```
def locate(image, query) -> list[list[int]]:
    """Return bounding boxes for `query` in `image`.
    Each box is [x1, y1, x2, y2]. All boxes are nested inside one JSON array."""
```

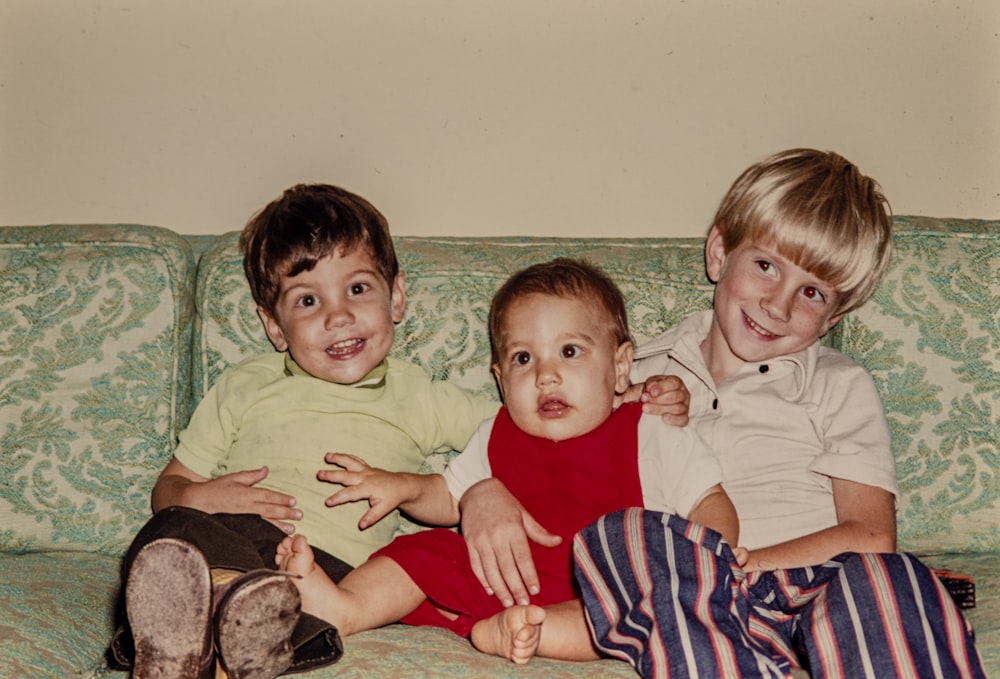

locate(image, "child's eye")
[[297, 294, 318, 307], [512, 351, 531, 366], [349, 283, 369, 296], [802, 286, 826, 302], [756, 260, 776, 276], [561, 344, 582, 359]]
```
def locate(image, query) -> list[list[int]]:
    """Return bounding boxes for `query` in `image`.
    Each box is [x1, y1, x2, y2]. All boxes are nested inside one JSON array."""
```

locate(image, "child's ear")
[[614, 341, 634, 394], [257, 307, 289, 352], [390, 271, 407, 323], [823, 310, 847, 335], [491, 363, 505, 401], [705, 224, 728, 283]]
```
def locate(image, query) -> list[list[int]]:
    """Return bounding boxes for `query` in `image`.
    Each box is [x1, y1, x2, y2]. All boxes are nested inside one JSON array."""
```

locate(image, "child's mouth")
[[744, 313, 778, 339], [538, 398, 569, 418], [326, 338, 365, 358]]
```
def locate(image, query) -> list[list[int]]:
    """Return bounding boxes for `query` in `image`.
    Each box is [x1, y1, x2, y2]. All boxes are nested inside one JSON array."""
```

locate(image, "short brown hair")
[[488, 258, 631, 366], [713, 148, 892, 314], [240, 184, 398, 315]]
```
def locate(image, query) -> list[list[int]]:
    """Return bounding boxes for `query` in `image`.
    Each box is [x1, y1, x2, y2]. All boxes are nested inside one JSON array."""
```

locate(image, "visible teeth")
[[747, 317, 774, 337], [328, 339, 362, 352]]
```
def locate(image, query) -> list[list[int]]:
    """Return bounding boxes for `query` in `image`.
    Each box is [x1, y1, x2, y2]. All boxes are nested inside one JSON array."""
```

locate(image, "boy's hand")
[[639, 374, 690, 426], [459, 478, 561, 608], [318, 452, 414, 529], [154, 461, 301, 534]]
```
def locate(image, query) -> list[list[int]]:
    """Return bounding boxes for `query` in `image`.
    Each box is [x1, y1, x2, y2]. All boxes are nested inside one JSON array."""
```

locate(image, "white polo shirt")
[[631, 311, 899, 551]]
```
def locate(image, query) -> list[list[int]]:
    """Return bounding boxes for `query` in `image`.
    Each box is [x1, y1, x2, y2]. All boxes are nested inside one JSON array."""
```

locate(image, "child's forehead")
[[500, 293, 616, 338], [278, 244, 383, 280]]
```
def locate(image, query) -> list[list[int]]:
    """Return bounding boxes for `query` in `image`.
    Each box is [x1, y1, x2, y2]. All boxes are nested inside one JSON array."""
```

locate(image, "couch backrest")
[[0, 225, 195, 556], [838, 217, 1000, 554]]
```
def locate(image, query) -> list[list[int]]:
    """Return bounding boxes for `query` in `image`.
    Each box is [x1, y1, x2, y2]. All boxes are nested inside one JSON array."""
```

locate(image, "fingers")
[[640, 375, 691, 425], [324, 452, 369, 470], [323, 485, 366, 508], [317, 453, 373, 487], [642, 375, 688, 402], [522, 515, 563, 549], [471, 541, 523, 608]]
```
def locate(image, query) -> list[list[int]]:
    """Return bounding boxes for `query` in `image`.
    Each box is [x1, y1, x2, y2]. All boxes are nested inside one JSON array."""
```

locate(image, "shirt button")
[[712, 398, 719, 410], [759, 365, 769, 373]]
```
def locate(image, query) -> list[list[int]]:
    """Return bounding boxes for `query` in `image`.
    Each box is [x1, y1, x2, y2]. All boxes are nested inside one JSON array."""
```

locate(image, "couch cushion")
[[838, 217, 1000, 554], [0, 225, 195, 556], [0, 551, 122, 676]]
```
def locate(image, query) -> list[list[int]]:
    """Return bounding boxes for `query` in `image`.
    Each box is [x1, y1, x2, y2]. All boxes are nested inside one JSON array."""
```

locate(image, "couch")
[[0, 217, 996, 678]]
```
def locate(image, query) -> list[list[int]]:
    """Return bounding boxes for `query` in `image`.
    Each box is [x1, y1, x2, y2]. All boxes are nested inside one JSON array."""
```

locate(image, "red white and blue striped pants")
[[573, 508, 985, 678]]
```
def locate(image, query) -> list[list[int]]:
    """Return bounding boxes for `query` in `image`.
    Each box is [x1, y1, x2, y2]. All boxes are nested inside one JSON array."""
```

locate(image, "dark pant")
[[108, 506, 352, 674]]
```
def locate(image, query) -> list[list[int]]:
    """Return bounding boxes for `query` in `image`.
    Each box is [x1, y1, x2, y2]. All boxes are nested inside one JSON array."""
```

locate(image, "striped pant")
[[573, 508, 985, 679]]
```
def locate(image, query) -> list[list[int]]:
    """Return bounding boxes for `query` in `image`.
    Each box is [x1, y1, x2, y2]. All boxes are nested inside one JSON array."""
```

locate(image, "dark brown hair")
[[488, 258, 631, 366], [240, 184, 398, 314]]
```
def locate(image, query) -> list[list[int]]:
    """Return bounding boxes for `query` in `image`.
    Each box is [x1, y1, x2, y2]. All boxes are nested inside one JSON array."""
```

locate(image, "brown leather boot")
[[126, 538, 215, 679], [213, 569, 301, 679]]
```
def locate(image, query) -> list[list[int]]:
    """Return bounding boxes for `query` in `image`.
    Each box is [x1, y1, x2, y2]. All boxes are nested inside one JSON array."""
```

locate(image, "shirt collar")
[[283, 353, 388, 388]]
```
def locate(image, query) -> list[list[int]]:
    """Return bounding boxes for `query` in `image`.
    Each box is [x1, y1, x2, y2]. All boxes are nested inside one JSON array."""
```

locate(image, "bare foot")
[[470, 604, 546, 664], [275, 535, 340, 624]]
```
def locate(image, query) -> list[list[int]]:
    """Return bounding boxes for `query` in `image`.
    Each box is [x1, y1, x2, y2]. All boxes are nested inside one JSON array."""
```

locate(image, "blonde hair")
[[713, 148, 892, 314]]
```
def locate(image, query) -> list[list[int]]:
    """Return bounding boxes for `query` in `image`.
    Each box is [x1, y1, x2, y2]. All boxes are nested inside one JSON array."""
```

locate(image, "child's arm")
[[686, 483, 739, 548], [152, 457, 302, 533], [741, 478, 896, 571], [320, 452, 460, 529], [617, 374, 690, 426]]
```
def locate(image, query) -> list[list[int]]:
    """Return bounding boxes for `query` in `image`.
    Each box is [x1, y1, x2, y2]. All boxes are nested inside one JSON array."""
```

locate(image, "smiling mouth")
[[326, 338, 364, 357], [744, 313, 778, 339]]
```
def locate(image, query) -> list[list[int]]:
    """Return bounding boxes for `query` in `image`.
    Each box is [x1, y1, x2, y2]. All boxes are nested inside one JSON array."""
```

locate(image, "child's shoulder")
[[227, 351, 287, 374], [212, 352, 287, 390], [815, 344, 872, 376]]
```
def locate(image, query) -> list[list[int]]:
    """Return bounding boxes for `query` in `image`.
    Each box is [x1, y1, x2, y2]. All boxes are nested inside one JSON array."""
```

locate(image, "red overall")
[[372, 402, 645, 636]]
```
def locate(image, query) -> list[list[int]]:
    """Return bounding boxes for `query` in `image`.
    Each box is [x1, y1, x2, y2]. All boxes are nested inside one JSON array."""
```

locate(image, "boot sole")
[[126, 538, 213, 679], [216, 571, 301, 679]]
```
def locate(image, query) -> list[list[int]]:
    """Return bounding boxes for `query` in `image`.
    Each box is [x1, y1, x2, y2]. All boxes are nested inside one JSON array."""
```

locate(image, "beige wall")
[[2, 1, 998, 238]]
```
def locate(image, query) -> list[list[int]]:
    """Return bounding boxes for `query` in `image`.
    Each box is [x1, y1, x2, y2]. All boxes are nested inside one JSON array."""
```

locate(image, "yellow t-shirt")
[[175, 352, 498, 566]]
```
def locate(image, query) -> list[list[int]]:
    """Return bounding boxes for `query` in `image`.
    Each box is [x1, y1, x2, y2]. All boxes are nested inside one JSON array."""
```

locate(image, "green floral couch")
[[0, 217, 996, 678]]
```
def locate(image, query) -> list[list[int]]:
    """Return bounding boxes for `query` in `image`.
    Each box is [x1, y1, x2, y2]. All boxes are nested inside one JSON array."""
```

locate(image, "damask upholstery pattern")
[[839, 217, 999, 554], [0, 225, 195, 557]]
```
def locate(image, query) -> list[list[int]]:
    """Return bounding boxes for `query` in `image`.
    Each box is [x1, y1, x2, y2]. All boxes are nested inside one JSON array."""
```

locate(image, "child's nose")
[[324, 302, 354, 328], [535, 359, 561, 387], [761, 289, 793, 322]]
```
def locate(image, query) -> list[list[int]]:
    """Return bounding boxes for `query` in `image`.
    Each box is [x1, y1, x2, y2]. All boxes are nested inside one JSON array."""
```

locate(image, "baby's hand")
[[733, 546, 750, 568], [317, 452, 413, 529], [639, 374, 690, 426]]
